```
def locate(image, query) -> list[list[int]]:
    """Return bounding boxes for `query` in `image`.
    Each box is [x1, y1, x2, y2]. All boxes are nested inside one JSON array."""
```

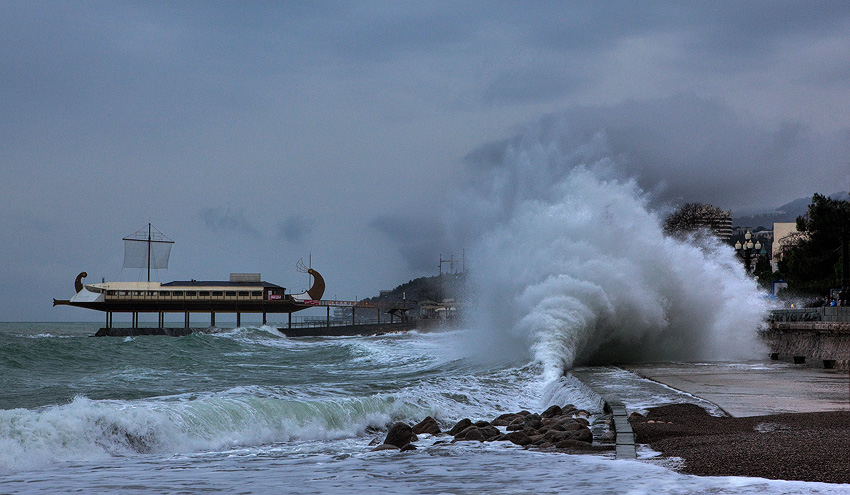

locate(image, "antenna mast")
[[122, 224, 173, 282], [147, 223, 152, 283]]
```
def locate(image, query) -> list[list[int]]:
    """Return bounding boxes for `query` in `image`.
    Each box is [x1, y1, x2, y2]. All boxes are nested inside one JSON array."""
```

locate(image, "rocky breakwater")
[[371, 404, 614, 454]]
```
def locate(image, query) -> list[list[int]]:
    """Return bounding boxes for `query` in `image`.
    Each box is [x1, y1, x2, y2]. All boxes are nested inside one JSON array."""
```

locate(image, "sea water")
[[1, 322, 847, 494], [4, 122, 842, 493]]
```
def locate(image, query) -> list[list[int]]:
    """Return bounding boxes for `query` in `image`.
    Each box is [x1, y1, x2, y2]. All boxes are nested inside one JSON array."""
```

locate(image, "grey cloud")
[[370, 216, 445, 274], [378, 94, 850, 270], [199, 207, 261, 238], [6, 2, 850, 321], [483, 67, 585, 105], [277, 216, 312, 243], [467, 94, 849, 213]]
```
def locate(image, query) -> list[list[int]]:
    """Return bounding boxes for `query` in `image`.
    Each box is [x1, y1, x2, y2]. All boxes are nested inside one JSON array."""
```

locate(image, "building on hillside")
[[709, 209, 733, 240]]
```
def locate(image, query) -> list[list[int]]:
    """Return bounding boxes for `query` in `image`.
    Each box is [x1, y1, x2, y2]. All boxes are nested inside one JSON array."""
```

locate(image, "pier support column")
[[262, 312, 267, 325], [184, 311, 189, 328], [288, 312, 292, 329], [327, 306, 330, 328], [211, 312, 215, 326], [236, 312, 241, 328], [106, 312, 110, 329]]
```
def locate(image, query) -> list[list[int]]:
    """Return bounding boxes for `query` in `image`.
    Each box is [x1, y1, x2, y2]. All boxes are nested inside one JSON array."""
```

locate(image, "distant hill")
[[362, 272, 466, 304], [733, 191, 849, 229]]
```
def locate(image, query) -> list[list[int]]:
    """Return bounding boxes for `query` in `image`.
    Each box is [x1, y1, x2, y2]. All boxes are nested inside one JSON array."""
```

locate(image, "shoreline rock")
[[371, 404, 615, 455]]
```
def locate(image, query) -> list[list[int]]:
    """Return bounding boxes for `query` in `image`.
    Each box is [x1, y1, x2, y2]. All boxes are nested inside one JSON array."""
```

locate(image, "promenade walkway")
[[571, 361, 850, 460], [623, 361, 850, 417]]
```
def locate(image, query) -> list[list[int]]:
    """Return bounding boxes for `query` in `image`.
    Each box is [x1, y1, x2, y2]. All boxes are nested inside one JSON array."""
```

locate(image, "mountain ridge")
[[733, 191, 849, 229]]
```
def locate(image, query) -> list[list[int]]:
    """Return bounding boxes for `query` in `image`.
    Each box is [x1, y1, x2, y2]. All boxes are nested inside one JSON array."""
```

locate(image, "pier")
[[762, 307, 850, 369], [93, 320, 425, 337], [91, 298, 426, 337]]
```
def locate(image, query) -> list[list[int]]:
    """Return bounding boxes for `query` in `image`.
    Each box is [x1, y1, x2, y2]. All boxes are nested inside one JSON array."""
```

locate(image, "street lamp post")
[[735, 230, 762, 273], [840, 228, 850, 306]]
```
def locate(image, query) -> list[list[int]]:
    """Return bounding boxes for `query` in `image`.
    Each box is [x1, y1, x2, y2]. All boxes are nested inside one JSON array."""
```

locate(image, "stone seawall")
[[95, 327, 223, 337], [761, 322, 850, 369], [278, 321, 418, 337]]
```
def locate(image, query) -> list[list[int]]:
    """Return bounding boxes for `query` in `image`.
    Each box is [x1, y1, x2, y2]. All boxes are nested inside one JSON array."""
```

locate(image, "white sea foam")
[[460, 126, 769, 382], [0, 362, 583, 474], [0, 391, 403, 474]]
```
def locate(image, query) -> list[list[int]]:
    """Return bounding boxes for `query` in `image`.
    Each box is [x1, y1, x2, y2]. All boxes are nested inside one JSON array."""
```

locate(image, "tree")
[[752, 253, 774, 290], [663, 203, 731, 238], [778, 194, 850, 296]]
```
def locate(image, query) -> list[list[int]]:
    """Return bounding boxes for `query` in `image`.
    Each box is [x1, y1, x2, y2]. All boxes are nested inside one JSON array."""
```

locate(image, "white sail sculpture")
[[122, 224, 174, 282]]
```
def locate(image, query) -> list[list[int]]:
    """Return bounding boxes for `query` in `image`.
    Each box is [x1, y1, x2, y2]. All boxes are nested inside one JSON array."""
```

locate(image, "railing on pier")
[[285, 317, 404, 329], [768, 307, 850, 323]]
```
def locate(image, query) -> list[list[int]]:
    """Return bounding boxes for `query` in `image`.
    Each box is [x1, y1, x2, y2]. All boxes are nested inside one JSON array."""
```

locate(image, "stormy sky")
[[3, 1, 850, 321]]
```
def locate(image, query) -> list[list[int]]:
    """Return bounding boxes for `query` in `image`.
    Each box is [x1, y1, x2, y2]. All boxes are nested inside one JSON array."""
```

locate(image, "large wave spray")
[[460, 123, 769, 380]]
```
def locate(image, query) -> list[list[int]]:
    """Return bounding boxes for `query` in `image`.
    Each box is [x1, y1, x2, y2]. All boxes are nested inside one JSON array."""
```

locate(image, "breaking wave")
[[0, 392, 402, 473], [462, 124, 770, 381]]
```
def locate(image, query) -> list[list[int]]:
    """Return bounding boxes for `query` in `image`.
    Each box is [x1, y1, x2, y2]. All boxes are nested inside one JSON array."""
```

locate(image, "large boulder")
[[502, 431, 533, 446], [522, 414, 543, 430], [412, 416, 441, 435], [448, 418, 473, 436], [454, 425, 502, 442], [541, 405, 562, 418], [383, 422, 416, 448], [492, 413, 522, 426], [552, 421, 586, 432], [372, 443, 401, 451], [458, 427, 485, 442], [568, 428, 593, 443], [555, 439, 596, 451], [541, 429, 573, 444]]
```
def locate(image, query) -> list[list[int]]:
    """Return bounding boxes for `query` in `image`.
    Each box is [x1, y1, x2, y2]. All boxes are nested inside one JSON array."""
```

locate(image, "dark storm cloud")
[[199, 207, 261, 238], [370, 216, 445, 274], [276, 216, 312, 243], [377, 93, 850, 270], [465, 94, 850, 212], [5, 1, 850, 320], [483, 66, 585, 105]]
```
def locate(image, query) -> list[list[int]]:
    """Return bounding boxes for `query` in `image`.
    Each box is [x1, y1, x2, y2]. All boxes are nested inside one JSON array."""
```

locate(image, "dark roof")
[[161, 280, 284, 289]]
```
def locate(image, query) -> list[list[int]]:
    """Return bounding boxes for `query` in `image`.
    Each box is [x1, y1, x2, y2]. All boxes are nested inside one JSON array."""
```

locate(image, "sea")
[[4, 128, 843, 493], [1, 321, 848, 495]]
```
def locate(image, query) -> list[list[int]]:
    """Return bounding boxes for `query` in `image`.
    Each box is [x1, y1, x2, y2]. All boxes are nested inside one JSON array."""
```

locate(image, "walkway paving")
[[571, 361, 850, 460], [623, 361, 850, 417]]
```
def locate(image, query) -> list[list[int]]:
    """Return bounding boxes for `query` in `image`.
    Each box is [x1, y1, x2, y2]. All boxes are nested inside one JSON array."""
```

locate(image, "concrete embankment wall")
[[95, 327, 222, 337], [761, 321, 850, 370], [278, 321, 418, 337]]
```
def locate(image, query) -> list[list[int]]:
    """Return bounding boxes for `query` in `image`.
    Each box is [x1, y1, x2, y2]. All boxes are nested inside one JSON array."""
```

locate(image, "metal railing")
[[769, 307, 850, 323], [277, 317, 411, 329]]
